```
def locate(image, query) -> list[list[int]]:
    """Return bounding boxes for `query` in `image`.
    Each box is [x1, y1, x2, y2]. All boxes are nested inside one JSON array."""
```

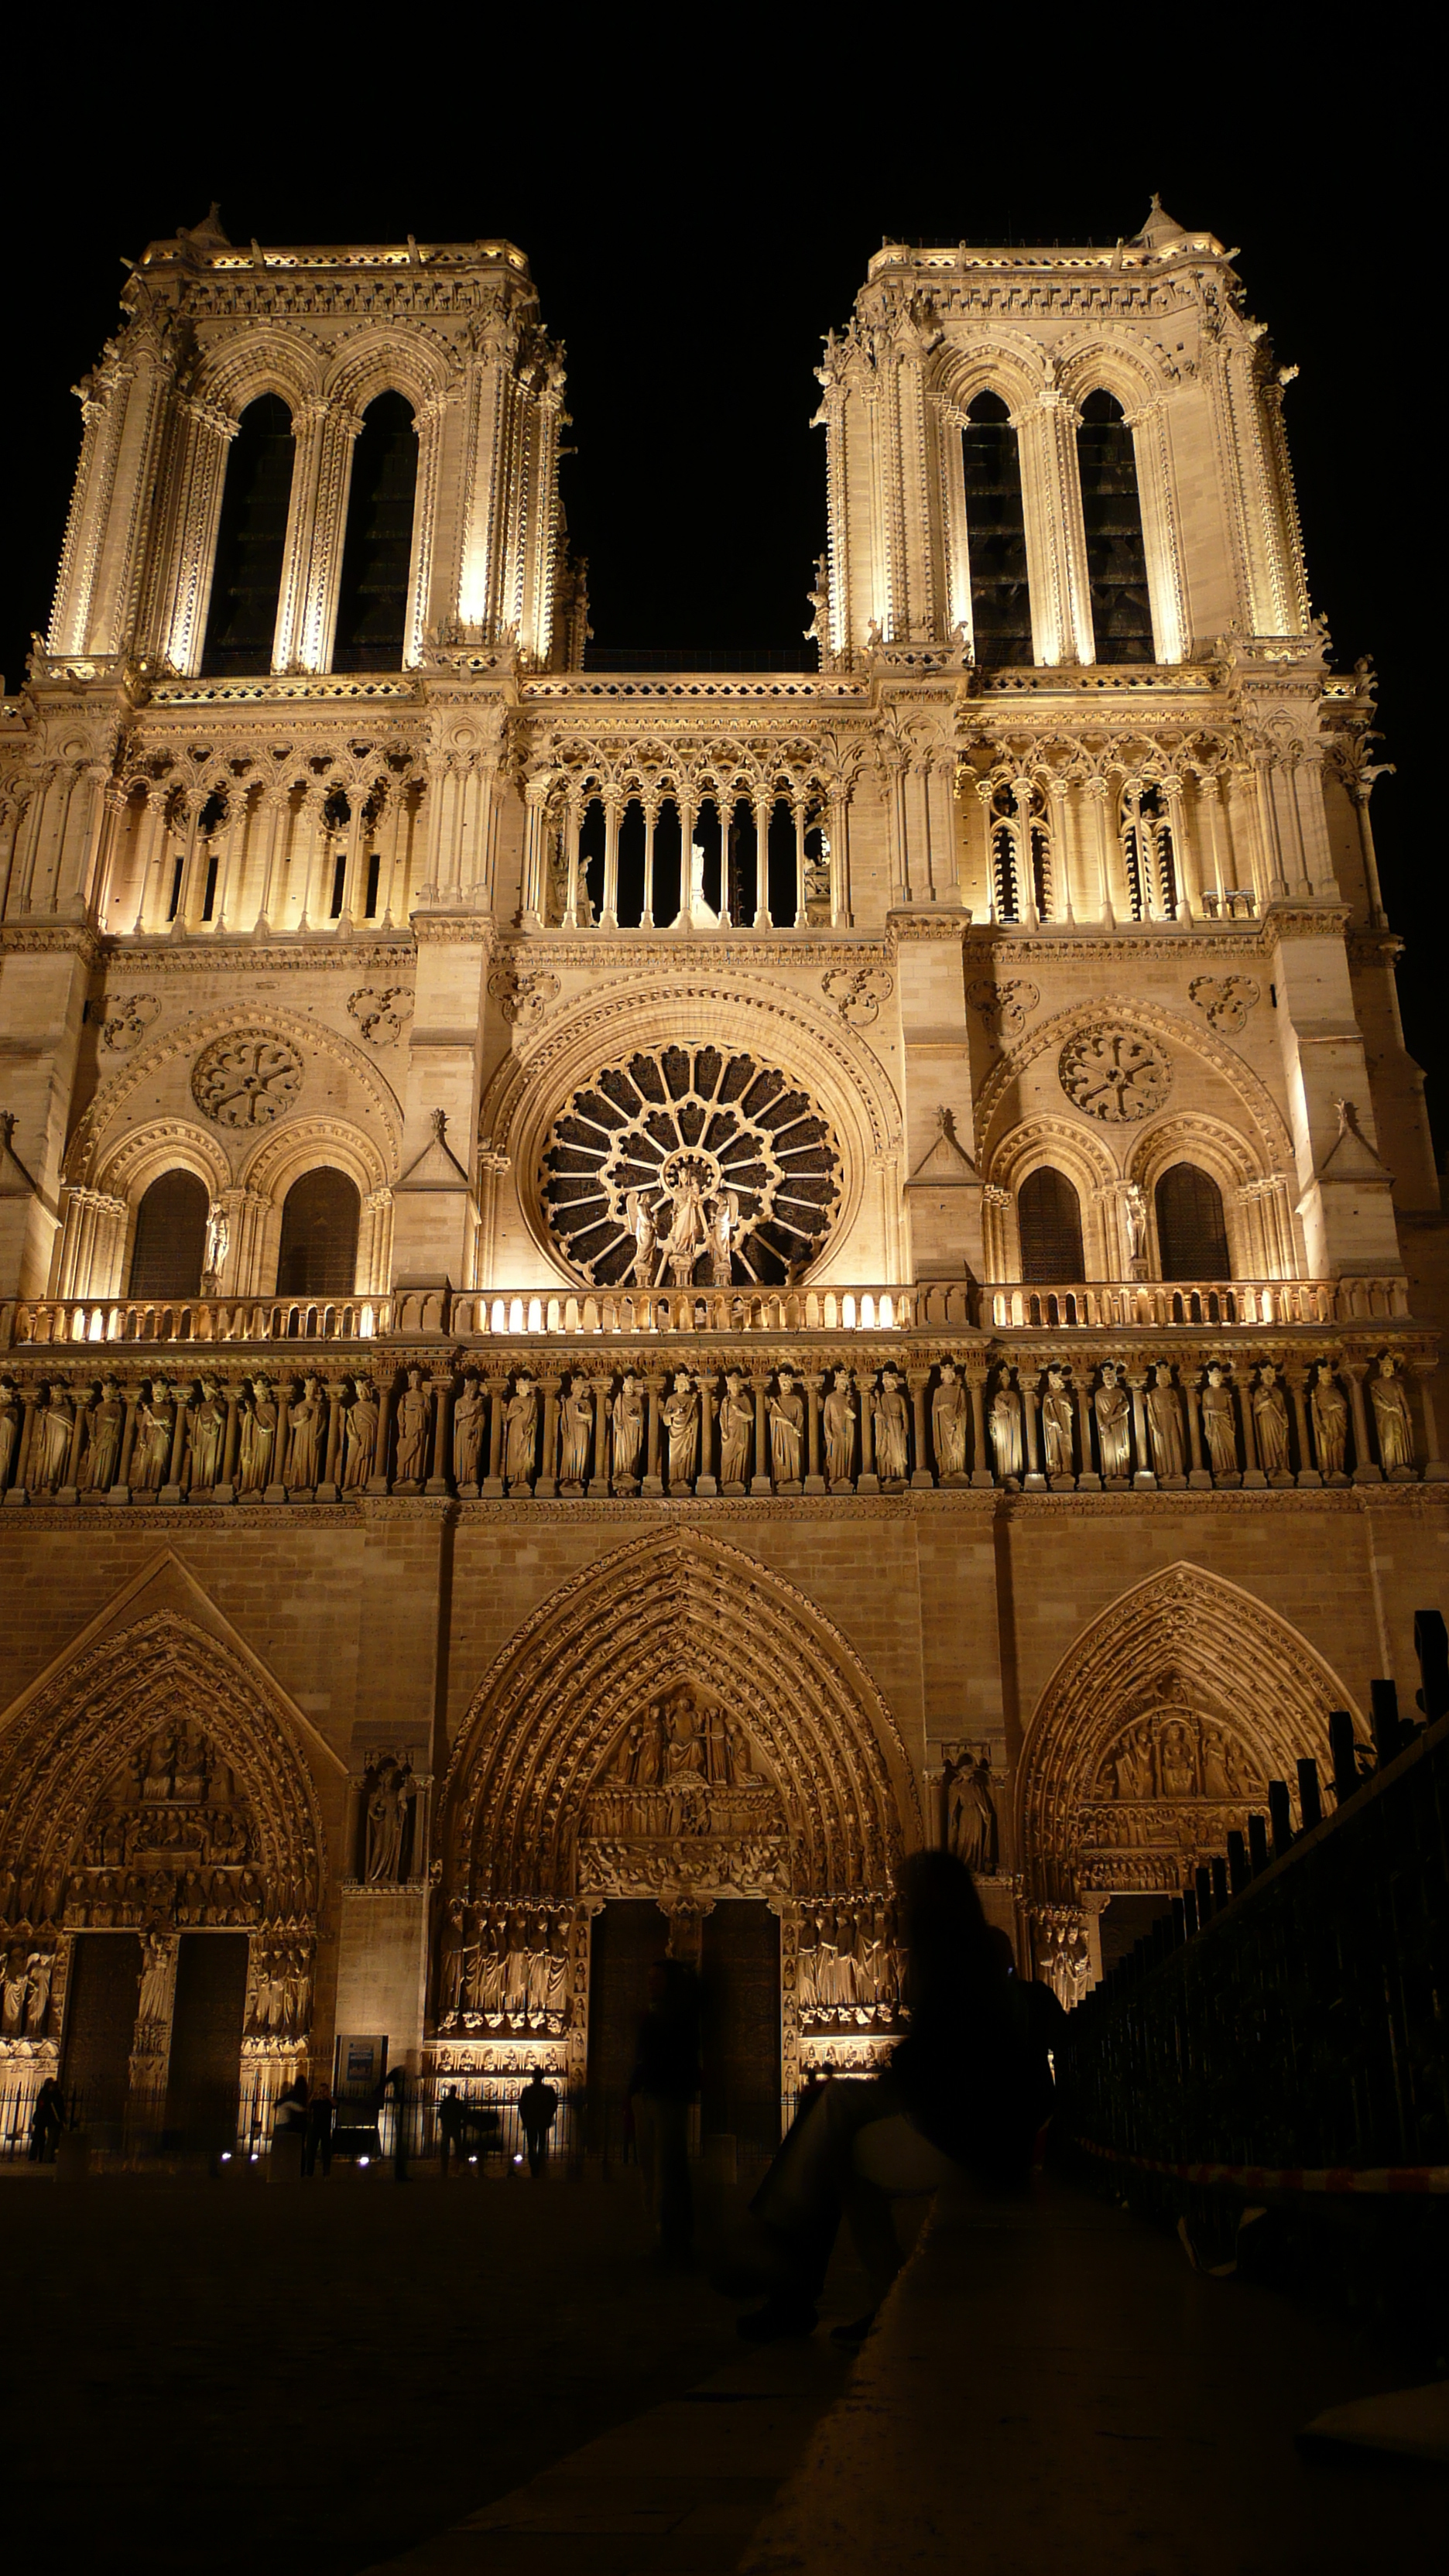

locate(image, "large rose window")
[[540, 1044, 841, 1288]]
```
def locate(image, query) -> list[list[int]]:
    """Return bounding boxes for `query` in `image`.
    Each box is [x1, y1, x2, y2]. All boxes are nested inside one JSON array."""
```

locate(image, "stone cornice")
[[0, 924, 102, 964], [94, 937, 417, 977], [509, 933, 893, 970]]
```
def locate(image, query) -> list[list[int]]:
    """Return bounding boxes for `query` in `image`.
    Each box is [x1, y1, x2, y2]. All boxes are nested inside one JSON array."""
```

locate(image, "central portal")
[[586, 1898, 781, 2156]]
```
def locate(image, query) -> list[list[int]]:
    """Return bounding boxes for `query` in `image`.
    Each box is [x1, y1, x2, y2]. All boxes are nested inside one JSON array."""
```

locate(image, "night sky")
[[2, 39, 1436, 1158]]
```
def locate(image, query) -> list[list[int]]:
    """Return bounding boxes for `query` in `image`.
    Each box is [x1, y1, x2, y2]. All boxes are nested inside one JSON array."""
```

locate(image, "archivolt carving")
[[0, 1612, 327, 1935], [63, 1004, 403, 1186], [191, 324, 328, 418], [1016, 1562, 1365, 1909], [975, 997, 1295, 1173], [321, 320, 457, 417], [439, 1528, 922, 1905], [239, 1114, 391, 1200], [96, 1118, 232, 1205]]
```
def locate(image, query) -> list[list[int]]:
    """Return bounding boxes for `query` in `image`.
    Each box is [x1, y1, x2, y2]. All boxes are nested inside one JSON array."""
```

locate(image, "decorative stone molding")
[[488, 962, 560, 1028], [1058, 1027, 1171, 1123], [965, 977, 1040, 1039], [191, 1033, 305, 1128], [1188, 974, 1261, 1034], [98, 992, 161, 1053], [821, 966, 893, 1028], [345, 985, 414, 1046]]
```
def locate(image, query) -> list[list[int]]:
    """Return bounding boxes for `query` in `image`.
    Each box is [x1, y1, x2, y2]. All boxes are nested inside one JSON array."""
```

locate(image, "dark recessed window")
[[1077, 389, 1153, 663], [961, 391, 1032, 665], [128, 1170, 208, 1298], [1018, 1167, 1084, 1281], [200, 395, 294, 677], [1155, 1163, 1230, 1281], [332, 392, 418, 671], [276, 1168, 361, 1298]]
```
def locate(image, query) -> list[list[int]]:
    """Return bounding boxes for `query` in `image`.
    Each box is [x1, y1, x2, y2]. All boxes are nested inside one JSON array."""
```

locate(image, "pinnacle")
[[182, 203, 230, 247], [1135, 193, 1188, 249]]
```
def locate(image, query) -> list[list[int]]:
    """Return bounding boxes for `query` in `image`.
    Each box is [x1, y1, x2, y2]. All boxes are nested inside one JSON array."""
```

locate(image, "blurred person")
[[518, 2071, 560, 2177], [629, 1956, 700, 2266]]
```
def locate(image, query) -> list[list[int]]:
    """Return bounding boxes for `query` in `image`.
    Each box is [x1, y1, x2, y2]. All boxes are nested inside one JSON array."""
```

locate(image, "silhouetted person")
[[303, 2080, 334, 2177], [518, 2073, 560, 2177], [988, 1925, 1067, 2152], [717, 1852, 1036, 2341], [29, 2076, 64, 2163], [271, 2074, 307, 2182], [629, 1956, 700, 2265]]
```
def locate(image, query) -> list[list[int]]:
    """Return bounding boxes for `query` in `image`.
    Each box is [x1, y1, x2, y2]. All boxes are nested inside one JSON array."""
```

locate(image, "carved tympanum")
[[191, 1033, 303, 1128], [1058, 1027, 1170, 1122], [580, 1682, 787, 1895], [540, 1044, 841, 1289], [68, 1717, 264, 1929]]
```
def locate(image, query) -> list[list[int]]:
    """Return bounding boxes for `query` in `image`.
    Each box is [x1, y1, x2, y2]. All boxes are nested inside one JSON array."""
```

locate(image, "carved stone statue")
[[393, 1367, 431, 1486], [1311, 1361, 1348, 1479], [873, 1366, 909, 1483], [1146, 1365, 1185, 1479], [823, 1366, 855, 1486], [625, 1190, 658, 1287], [659, 1160, 712, 1287], [364, 1756, 413, 1883], [3, 1947, 31, 2035], [931, 1362, 968, 1481], [0, 1384, 18, 1492], [611, 1372, 645, 1486], [989, 1375, 1023, 1482], [284, 1375, 324, 1489], [24, 1947, 53, 2036], [1370, 1351, 1415, 1474], [768, 1368, 804, 1485], [719, 1369, 752, 1488], [28, 1386, 74, 1492], [452, 1375, 485, 1488], [503, 1373, 539, 1486], [188, 1374, 226, 1489], [945, 1752, 999, 1872], [1041, 1365, 1074, 1477], [238, 1378, 277, 1494], [132, 1383, 174, 1492], [560, 1375, 594, 1488], [1252, 1362, 1291, 1476], [661, 1371, 700, 1487], [1094, 1362, 1131, 1482], [137, 1929, 172, 2025], [1123, 1181, 1148, 1268], [344, 1379, 379, 1488], [202, 1201, 230, 1293], [707, 1189, 738, 1287], [1201, 1363, 1239, 1479]]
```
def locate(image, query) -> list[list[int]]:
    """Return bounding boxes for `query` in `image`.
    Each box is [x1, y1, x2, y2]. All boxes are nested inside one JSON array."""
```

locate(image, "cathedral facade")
[[0, 200, 1443, 2139]]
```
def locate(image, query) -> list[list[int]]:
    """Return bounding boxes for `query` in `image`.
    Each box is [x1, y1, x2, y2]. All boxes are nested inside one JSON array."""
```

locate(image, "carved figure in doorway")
[[823, 1366, 855, 1485], [503, 1373, 539, 1486], [1157, 1715, 1197, 1799], [132, 1382, 174, 1492], [1370, 1351, 1415, 1473], [393, 1368, 431, 1486], [560, 1375, 594, 1488], [768, 1368, 804, 1485], [1201, 1363, 1239, 1478], [719, 1369, 752, 1487], [364, 1756, 413, 1884], [611, 1372, 645, 1486], [284, 1375, 324, 1488], [873, 1366, 909, 1483], [187, 1375, 226, 1489], [1311, 1362, 1348, 1479], [989, 1375, 1023, 1482], [29, 1386, 74, 1492], [1042, 1365, 1074, 1476], [932, 1362, 968, 1481], [342, 1379, 379, 1489], [137, 1929, 173, 2026], [2, 1947, 29, 2034], [24, 1948, 53, 2035], [1253, 1361, 1291, 1476], [238, 1377, 277, 1493], [452, 1375, 485, 1488], [83, 1376, 125, 1492], [945, 1752, 999, 1872], [1146, 1365, 1185, 1478], [662, 1372, 700, 1486], [1094, 1362, 1131, 1481]]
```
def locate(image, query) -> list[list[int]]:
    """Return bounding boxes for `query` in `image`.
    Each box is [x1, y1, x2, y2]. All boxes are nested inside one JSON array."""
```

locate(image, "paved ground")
[[2, 2163, 838, 2576]]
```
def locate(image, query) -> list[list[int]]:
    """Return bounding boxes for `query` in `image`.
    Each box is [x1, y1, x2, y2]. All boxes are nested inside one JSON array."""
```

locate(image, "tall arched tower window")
[[1018, 1167, 1084, 1280], [1121, 781, 1178, 920], [1155, 1163, 1230, 1280], [1077, 389, 1153, 663], [200, 395, 294, 677], [128, 1171, 209, 1298], [988, 781, 1053, 921], [332, 392, 418, 671], [276, 1169, 361, 1297], [961, 392, 1032, 665]]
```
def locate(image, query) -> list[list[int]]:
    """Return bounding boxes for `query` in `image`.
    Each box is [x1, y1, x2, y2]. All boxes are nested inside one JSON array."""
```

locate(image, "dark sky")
[[2, 36, 1437, 1159]]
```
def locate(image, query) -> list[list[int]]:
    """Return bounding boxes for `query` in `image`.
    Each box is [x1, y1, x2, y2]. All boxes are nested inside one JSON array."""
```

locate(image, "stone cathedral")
[[0, 199, 1444, 2146]]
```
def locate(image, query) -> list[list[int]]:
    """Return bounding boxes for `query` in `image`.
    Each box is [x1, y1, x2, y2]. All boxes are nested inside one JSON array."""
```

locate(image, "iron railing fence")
[[1064, 1649, 1449, 2177]]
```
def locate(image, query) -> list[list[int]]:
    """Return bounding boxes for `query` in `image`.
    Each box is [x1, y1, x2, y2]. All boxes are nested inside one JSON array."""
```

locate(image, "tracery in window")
[[961, 392, 1032, 666], [988, 781, 1053, 922], [1077, 389, 1153, 663], [1155, 1163, 1230, 1281], [1121, 782, 1177, 920], [128, 1170, 209, 1299], [333, 392, 418, 671], [276, 1168, 361, 1298], [1017, 1167, 1084, 1281], [200, 394, 294, 677]]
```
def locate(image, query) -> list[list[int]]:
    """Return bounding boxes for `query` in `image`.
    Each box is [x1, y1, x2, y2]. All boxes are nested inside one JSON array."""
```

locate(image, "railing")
[[2, 1273, 1412, 1352]]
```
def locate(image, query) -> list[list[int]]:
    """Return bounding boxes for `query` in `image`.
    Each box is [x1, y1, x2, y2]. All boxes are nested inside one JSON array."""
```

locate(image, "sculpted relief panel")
[[581, 1681, 788, 1898], [1080, 1690, 1267, 1888]]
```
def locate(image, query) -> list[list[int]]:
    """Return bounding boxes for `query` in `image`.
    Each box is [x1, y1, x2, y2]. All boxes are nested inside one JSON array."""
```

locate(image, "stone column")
[[481, 1375, 508, 1498], [60, 1390, 91, 1504], [966, 1365, 992, 1488], [854, 1368, 879, 1494], [425, 1370, 454, 1495], [1185, 1372, 1211, 1490], [217, 1376, 245, 1502], [601, 793, 622, 928], [792, 794, 808, 928], [590, 1374, 614, 1496], [908, 1368, 933, 1490], [536, 1373, 561, 1498], [1021, 1373, 1046, 1491], [159, 1382, 191, 1505], [564, 798, 585, 927], [1344, 1360, 1381, 1485], [1413, 1360, 1449, 1482], [639, 801, 658, 929], [366, 1373, 396, 1496], [111, 1379, 142, 1503], [804, 1370, 825, 1495], [827, 786, 853, 928], [750, 1372, 773, 1495], [752, 794, 772, 930], [1238, 1369, 1266, 1489], [1285, 1360, 1320, 1489], [642, 1374, 665, 1495], [1127, 1371, 1156, 1491], [675, 793, 697, 932], [696, 1372, 718, 1497], [318, 1376, 347, 1502], [1074, 1376, 1101, 1492]]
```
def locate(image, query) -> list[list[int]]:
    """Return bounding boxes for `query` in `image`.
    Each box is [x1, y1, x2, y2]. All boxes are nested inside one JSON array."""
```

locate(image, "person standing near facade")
[[629, 1958, 700, 2266], [517, 2071, 559, 2177], [29, 2075, 65, 2161], [271, 2074, 308, 2180], [303, 2079, 334, 2177]]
